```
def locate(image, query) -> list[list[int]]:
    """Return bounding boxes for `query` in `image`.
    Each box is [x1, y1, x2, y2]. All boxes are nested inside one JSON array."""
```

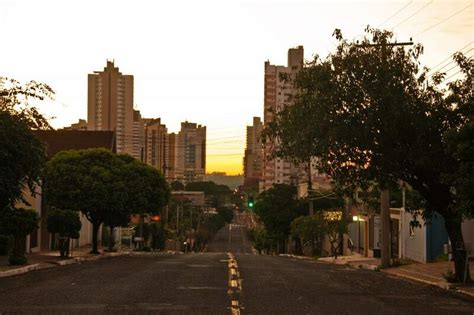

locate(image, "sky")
[[0, 0, 472, 175]]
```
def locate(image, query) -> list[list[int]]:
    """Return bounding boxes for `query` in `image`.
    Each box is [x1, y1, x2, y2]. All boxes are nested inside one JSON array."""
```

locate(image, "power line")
[[414, 3, 473, 37], [391, 0, 434, 30], [428, 42, 473, 73], [444, 70, 464, 82], [378, 0, 414, 28]]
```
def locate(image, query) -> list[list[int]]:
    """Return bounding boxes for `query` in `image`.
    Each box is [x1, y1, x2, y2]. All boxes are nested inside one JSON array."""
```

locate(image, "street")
[[0, 222, 473, 314]]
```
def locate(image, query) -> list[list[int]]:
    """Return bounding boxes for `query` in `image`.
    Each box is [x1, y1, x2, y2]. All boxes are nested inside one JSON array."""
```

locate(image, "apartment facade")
[[143, 118, 168, 177], [243, 117, 263, 187], [170, 122, 206, 183], [87, 61, 142, 159], [262, 46, 304, 191]]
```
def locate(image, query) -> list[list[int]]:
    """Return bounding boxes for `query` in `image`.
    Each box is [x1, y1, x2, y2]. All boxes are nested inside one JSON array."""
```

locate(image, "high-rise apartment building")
[[262, 46, 304, 191], [169, 122, 206, 183], [243, 117, 263, 187], [167, 133, 177, 181], [143, 118, 168, 177], [87, 61, 142, 159]]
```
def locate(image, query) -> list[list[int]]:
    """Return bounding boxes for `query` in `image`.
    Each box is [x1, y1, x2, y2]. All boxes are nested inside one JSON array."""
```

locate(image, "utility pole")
[[356, 39, 413, 268]]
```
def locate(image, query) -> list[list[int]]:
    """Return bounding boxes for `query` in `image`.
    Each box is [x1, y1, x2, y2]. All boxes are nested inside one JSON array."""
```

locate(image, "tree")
[[325, 216, 348, 259], [0, 111, 46, 210], [254, 184, 306, 253], [0, 206, 38, 265], [265, 27, 472, 281], [0, 77, 54, 130], [43, 148, 124, 254], [0, 77, 53, 209], [120, 156, 170, 218], [185, 181, 231, 208], [445, 120, 474, 218], [291, 214, 325, 255], [261, 65, 332, 215], [47, 208, 82, 258], [120, 156, 170, 249]]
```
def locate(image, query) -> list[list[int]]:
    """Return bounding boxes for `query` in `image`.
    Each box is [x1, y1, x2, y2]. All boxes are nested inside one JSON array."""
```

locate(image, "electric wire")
[[378, 0, 414, 28], [391, 0, 434, 30], [414, 3, 473, 37]]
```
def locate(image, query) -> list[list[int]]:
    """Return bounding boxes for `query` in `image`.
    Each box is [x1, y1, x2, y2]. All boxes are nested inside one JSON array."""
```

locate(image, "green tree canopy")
[[0, 78, 53, 210], [43, 148, 125, 253], [47, 208, 82, 257], [254, 184, 306, 251], [263, 27, 472, 281], [119, 156, 171, 216], [0, 111, 46, 209], [185, 181, 231, 208], [0, 206, 38, 265], [44, 149, 171, 253]]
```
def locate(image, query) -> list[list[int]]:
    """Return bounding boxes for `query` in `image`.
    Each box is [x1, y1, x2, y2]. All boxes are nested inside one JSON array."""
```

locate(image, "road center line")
[[227, 252, 242, 314]]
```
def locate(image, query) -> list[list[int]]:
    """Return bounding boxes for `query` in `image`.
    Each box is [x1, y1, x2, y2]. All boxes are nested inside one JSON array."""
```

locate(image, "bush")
[[0, 207, 38, 265], [442, 270, 457, 283], [47, 208, 82, 257], [0, 235, 10, 256], [8, 254, 27, 265], [249, 228, 273, 254]]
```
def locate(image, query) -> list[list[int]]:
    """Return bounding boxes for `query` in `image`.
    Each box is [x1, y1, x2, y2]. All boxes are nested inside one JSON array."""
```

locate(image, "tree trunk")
[[65, 237, 70, 258], [445, 216, 471, 282], [108, 226, 115, 251], [59, 236, 66, 258], [380, 189, 391, 268], [307, 159, 314, 216], [91, 223, 100, 254]]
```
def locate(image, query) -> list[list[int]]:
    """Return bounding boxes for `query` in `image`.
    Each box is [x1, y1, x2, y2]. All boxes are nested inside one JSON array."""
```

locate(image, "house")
[[22, 130, 115, 253]]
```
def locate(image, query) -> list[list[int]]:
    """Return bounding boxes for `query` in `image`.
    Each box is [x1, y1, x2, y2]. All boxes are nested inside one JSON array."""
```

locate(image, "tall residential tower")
[[262, 46, 304, 191], [168, 122, 206, 183], [87, 61, 143, 159], [243, 117, 263, 188]]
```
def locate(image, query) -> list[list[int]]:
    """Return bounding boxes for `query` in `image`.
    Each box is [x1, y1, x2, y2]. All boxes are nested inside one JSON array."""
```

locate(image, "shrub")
[[0, 206, 38, 265], [47, 208, 82, 258], [0, 235, 10, 256], [8, 254, 27, 265], [442, 270, 457, 283]]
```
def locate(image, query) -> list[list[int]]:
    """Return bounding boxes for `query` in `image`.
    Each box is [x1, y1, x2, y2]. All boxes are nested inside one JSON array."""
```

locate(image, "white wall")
[[401, 210, 426, 262], [462, 219, 474, 249], [76, 213, 93, 247]]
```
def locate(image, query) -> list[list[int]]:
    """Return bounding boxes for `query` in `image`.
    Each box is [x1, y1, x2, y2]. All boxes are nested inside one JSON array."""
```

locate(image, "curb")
[[0, 251, 131, 278], [279, 254, 314, 261], [383, 270, 474, 298], [0, 263, 41, 278]]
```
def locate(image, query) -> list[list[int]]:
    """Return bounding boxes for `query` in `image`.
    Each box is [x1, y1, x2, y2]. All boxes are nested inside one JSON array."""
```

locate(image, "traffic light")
[[247, 196, 254, 208]]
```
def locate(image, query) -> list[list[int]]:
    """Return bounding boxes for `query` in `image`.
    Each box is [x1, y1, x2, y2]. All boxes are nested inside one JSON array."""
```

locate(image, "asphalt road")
[[0, 218, 473, 314]]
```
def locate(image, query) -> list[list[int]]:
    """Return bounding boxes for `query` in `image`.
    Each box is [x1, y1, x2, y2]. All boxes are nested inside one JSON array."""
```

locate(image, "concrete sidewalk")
[[0, 246, 130, 278], [318, 255, 474, 298]]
